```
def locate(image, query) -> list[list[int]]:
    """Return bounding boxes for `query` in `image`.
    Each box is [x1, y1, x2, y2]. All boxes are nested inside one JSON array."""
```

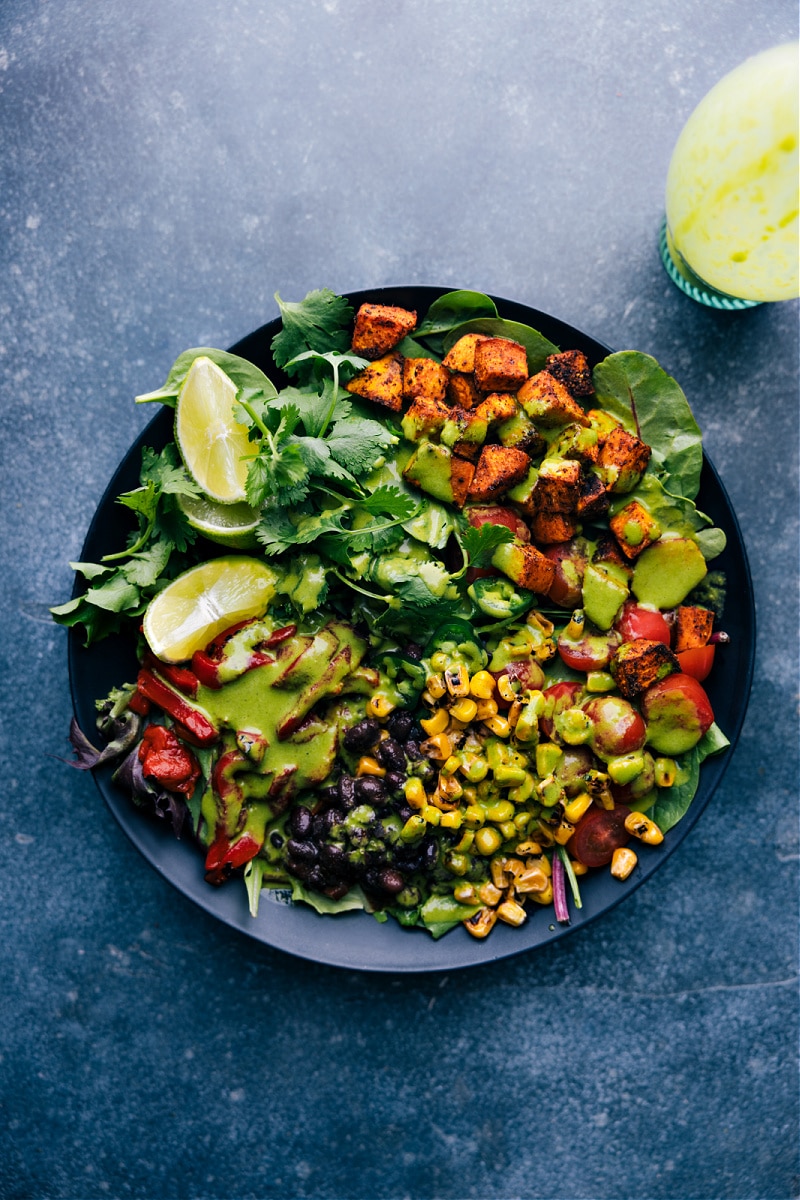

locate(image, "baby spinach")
[[442, 317, 560, 375], [651, 723, 731, 832], [592, 351, 703, 501]]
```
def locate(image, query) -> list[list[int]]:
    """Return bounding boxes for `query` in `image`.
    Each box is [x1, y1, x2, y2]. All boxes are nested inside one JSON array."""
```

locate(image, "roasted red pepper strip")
[[191, 621, 298, 689], [203, 749, 265, 883], [136, 669, 218, 746], [138, 725, 201, 796], [142, 652, 199, 698]]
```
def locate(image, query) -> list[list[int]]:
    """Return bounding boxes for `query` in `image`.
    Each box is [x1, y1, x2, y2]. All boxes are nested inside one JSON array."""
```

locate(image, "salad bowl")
[[67, 287, 755, 972]]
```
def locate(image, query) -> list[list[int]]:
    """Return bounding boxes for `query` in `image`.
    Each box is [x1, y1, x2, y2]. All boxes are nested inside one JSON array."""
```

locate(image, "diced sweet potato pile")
[[344, 302, 657, 596]]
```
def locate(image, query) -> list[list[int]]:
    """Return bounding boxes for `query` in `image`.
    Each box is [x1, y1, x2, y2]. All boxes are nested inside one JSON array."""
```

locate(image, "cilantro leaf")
[[326, 417, 397, 475], [271, 290, 353, 370], [358, 485, 419, 521], [461, 522, 514, 569], [121, 539, 173, 588]]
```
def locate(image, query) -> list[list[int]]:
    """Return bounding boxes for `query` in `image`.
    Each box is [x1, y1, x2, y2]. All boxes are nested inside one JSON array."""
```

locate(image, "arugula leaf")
[[135, 347, 277, 409], [271, 289, 353, 369], [592, 351, 703, 501]]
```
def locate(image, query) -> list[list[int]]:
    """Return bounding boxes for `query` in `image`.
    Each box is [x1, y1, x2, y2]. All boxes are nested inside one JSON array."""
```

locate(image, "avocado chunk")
[[402, 441, 475, 507], [582, 561, 629, 630], [632, 537, 707, 609]]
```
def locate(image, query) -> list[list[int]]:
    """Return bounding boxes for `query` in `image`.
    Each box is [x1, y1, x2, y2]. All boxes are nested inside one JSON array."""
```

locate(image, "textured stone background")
[[1, 2, 797, 1198]]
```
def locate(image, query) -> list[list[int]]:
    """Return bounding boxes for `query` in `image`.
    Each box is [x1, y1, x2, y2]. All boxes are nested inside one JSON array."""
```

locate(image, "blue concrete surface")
[[1, 2, 797, 1198]]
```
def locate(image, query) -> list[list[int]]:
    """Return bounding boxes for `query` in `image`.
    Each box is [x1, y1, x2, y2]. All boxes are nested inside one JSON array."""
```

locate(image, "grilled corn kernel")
[[563, 791, 593, 824], [463, 804, 485, 828], [509, 773, 536, 805], [497, 674, 519, 703], [515, 866, 549, 894], [475, 697, 499, 720], [400, 815, 426, 842], [483, 714, 511, 738], [478, 881, 503, 907], [459, 753, 489, 783], [585, 670, 616, 693], [420, 732, 452, 761], [436, 773, 463, 804], [537, 775, 566, 808], [515, 839, 542, 856], [356, 756, 386, 777], [555, 707, 594, 746], [564, 609, 585, 639], [610, 846, 638, 879], [624, 811, 665, 846], [440, 809, 463, 831], [486, 799, 515, 823], [506, 699, 523, 728], [493, 764, 527, 788], [425, 673, 447, 700], [469, 670, 496, 700], [449, 697, 478, 724], [607, 751, 646, 785], [554, 819, 576, 845], [420, 707, 449, 736], [527, 852, 552, 876], [453, 881, 477, 904], [404, 777, 427, 810], [498, 820, 517, 841], [429, 651, 449, 673], [464, 907, 498, 939], [454, 829, 475, 853], [497, 898, 527, 927], [474, 826, 504, 856], [570, 858, 588, 876], [530, 881, 554, 905], [444, 850, 471, 876], [490, 857, 510, 889], [445, 665, 470, 697], [654, 757, 677, 787], [533, 823, 555, 847], [366, 695, 395, 720], [536, 743, 563, 777], [421, 805, 441, 826], [441, 754, 461, 777]]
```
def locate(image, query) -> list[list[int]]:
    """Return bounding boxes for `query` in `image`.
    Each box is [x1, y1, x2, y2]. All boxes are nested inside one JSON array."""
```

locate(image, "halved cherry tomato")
[[465, 504, 530, 542], [557, 629, 621, 672], [615, 601, 671, 646], [569, 804, 631, 868], [540, 681, 583, 738], [676, 644, 716, 682]]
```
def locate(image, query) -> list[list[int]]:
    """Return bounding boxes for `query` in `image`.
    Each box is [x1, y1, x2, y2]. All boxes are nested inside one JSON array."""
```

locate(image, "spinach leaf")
[[607, 473, 726, 560], [135, 348, 278, 409], [414, 290, 498, 337], [442, 318, 560, 375], [651, 722, 731, 833], [592, 351, 703, 501]]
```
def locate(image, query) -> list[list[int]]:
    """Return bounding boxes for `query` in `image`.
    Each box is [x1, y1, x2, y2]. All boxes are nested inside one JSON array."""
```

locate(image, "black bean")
[[338, 775, 357, 810], [395, 803, 413, 822], [343, 719, 380, 752], [289, 805, 313, 839], [306, 866, 326, 891], [376, 738, 406, 773], [384, 771, 406, 797], [378, 867, 406, 895], [269, 831, 284, 849], [316, 785, 340, 811], [286, 838, 318, 864], [404, 642, 423, 660], [320, 843, 348, 871], [386, 710, 414, 742], [354, 776, 386, 805], [404, 740, 422, 761], [323, 881, 351, 901]]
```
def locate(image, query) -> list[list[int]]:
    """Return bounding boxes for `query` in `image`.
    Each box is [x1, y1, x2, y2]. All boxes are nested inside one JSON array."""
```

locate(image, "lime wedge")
[[175, 356, 252, 504], [142, 556, 278, 663], [178, 492, 261, 550]]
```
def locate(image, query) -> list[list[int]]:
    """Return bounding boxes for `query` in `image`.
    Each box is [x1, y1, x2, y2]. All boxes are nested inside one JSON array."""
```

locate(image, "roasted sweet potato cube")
[[553, 422, 600, 464], [473, 338, 529, 393], [528, 509, 578, 545], [611, 640, 679, 699], [351, 304, 417, 359], [592, 533, 631, 574], [441, 407, 488, 455], [598, 427, 651, 493], [492, 539, 556, 594], [402, 442, 475, 507], [532, 458, 582, 513], [402, 357, 450, 404], [674, 606, 715, 652], [545, 349, 595, 397], [447, 371, 482, 410], [467, 445, 531, 502], [576, 470, 609, 520], [517, 371, 591, 427], [497, 406, 545, 457], [474, 392, 518, 425], [442, 333, 487, 374], [401, 396, 452, 443], [344, 352, 404, 411], [609, 500, 662, 559]]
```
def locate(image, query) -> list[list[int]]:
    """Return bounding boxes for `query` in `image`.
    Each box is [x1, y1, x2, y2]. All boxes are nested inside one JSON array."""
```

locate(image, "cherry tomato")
[[543, 539, 588, 608], [465, 504, 530, 543], [676, 645, 716, 682], [582, 694, 647, 759], [641, 673, 714, 756], [569, 804, 632, 868], [615, 601, 671, 646], [557, 629, 621, 672], [540, 681, 583, 738]]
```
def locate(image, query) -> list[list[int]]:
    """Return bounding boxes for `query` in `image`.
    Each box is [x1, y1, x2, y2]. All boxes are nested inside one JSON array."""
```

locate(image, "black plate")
[[68, 287, 755, 972]]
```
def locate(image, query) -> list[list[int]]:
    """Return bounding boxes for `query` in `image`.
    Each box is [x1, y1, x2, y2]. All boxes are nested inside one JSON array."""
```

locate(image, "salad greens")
[[57, 286, 733, 942]]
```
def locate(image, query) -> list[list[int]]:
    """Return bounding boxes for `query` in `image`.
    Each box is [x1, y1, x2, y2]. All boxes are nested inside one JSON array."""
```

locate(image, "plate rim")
[[67, 286, 756, 973]]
